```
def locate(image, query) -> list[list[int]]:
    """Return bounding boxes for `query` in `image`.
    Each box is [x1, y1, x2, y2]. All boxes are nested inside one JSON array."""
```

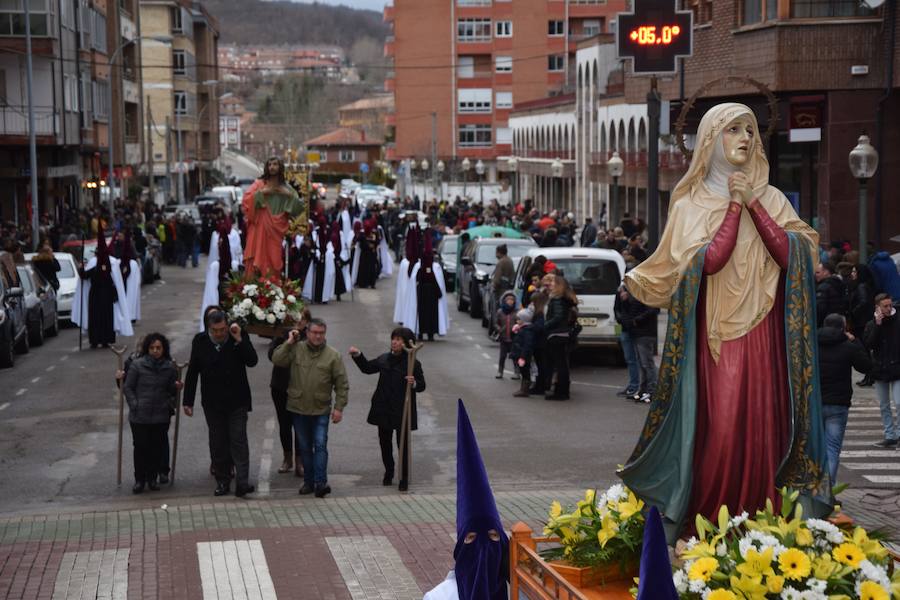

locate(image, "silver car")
[[23, 252, 79, 321]]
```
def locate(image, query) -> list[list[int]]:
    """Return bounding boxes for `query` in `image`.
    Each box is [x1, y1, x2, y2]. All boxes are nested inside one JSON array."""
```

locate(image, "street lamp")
[[475, 159, 485, 204], [507, 156, 519, 207], [461, 157, 471, 200], [436, 160, 445, 202], [408, 159, 417, 201], [108, 35, 173, 214], [551, 157, 563, 210], [606, 151, 624, 226], [848, 134, 879, 262], [420, 159, 429, 208]]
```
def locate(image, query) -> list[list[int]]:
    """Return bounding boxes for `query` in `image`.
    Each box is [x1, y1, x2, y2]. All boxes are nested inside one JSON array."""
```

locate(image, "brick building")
[[140, 0, 219, 205], [384, 0, 628, 189], [338, 95, 394, 139], [303, 128, 384, 177]]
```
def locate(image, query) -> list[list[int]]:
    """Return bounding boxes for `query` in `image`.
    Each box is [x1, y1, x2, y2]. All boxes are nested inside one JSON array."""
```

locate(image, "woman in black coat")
[[543, 275, 578, 401], [349, 327, 425, 491]]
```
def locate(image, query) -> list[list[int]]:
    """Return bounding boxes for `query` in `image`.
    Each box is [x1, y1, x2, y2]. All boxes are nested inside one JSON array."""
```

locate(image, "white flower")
[[780, 586, 802, 600], [606, 483, 625, 501], [685, 536, 699, 550], [253, 308, 265, 321], [286, 294, 296, 304], [716, 543, 727, 557], [241, 298, 253, 309], [806, 578, 826, 594], [266, 313, 276, 324], [672, 571, 688, 594], [857, 560, 891, 589], [798, 590, 826, 600], [242, 284, 258, 297], [728, 511, 749, 529], [738, 537, 754, 558], [688, 578, 706, 594]]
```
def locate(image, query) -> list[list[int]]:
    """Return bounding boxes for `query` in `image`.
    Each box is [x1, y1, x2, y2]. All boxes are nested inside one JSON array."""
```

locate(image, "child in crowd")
[[510, 307, 536, 397], [495, 291, 519, 379]]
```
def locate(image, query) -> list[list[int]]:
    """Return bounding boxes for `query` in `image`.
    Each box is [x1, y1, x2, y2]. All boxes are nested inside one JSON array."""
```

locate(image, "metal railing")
[[0, 106, 58, 136]]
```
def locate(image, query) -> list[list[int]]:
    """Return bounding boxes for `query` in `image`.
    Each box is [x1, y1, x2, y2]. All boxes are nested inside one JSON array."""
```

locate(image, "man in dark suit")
[[183, 309, 259, 497]]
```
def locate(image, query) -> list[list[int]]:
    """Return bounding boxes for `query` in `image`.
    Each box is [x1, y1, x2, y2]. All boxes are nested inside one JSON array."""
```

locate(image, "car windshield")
[[475, 244, 531, 265], [553, 259, 621, 295], [440, 238, 458, 257], [57, 260, 76, 278], [16, 268, 33, 293]]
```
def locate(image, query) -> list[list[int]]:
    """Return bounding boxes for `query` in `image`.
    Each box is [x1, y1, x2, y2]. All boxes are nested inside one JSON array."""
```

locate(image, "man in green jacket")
[[272, 318, 349, 497]]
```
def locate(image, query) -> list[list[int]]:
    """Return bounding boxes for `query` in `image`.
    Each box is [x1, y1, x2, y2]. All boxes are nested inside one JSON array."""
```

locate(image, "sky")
[[288, 0, 386, 11]]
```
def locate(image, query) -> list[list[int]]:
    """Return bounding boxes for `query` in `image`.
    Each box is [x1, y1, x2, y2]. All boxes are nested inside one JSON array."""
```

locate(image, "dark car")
[[0, 261, 29, 367], [456, 237, 536, 319], [16, 264, 59, 347], [435, 235, 459, 293]]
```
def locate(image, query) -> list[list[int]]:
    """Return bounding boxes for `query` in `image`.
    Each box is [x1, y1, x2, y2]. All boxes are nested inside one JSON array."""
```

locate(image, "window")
[[457, 56, 475, 78], [548, 54, 565, 72], [457, 0, 490, 5], [91, 9, 106, 52], [548, 20, 565, 36], [78, 0, 89, 48], [339, 150, 354, 162], [458, 89, 491, 113], [0, 0, 53, 36], [61, 0, 75, 30], [741, 0, 783, 23], [495, 20, 512, 37], [581, 19, 601, 37], [458, 124, 492, 147], [92, 79, 109, 119], [791, 0, 875, 17], [495, 55, 512, 73], [81, 72, 92, 123], [457, 18, 491, 42], [495, 91, 513, 109], [174, 91, 188, 115], [171, 6, 183, 33], [64, 75, 79, 112], [684, 0, 713, 25], [496, 127, 512, 145], [173, 50, 186, 76]]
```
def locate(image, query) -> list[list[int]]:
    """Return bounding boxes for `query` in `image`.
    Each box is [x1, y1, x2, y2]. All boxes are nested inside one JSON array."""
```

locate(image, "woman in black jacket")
[[123, 333, 180, 493], [349, 327, 425, 492], [544, 275, 578, 400]]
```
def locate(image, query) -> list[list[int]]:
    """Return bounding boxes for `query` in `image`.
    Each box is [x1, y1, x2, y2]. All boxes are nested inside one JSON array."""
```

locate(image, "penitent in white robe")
[[124, 259, 142, 322], [401, 262, 449, 337], [199, 258, 221, 331], [393, 258, 411, 324], [422, 572, 458, 600], [72, 256, 134, 337], [302, 231, 336, 302], [378, 225, 393, 278]]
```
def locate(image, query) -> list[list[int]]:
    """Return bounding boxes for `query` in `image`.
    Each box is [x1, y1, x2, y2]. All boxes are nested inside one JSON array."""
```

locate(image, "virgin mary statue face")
[[721, 115, 756, 166]]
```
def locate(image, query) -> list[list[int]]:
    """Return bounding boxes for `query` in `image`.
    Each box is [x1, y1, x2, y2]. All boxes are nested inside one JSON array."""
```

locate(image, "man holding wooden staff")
[[349, 327, 425, 492]]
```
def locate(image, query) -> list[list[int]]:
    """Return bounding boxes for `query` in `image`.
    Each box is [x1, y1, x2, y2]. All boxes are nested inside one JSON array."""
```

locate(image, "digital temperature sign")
[[616, 0, 693, 75]]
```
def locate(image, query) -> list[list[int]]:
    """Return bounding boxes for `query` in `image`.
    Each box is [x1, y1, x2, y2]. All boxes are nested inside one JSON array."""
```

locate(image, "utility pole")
[[165, 116, 173, 203], [24, 1, 40, 249], [147, 96, 154, 206], [175, 109, 184, 203], [647, 76, 660, 249], [431, 112, 437, 202]]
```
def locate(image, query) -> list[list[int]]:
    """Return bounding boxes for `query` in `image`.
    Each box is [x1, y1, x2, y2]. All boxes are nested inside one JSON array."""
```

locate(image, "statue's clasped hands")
[[728, 172, 754, 206]]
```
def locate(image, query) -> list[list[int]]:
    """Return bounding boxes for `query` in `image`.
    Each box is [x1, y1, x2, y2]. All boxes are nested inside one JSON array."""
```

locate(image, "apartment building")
[[384, 0, 627, 192], [0, 0, 145, 225], [140, 0, 219, 205]]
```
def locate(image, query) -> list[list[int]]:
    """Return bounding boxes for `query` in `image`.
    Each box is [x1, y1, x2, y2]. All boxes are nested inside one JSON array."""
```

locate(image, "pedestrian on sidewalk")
[[615, 284, 659, 403], [348, 327, 425, 491], [614, 285, 640, 399], [863, 293, 900, 448], [817, 313, 873, 484], [268, 307, 312, 477], [494, 291, 518, 379], [271, 318, 349, 498], [183, 310, 259, 498], [544, 274, 578, 401], [123, 333, 181, 494]]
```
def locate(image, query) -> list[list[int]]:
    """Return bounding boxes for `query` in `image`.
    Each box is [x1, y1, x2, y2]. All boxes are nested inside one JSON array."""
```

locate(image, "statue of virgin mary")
[[618, 103, 832, 539]]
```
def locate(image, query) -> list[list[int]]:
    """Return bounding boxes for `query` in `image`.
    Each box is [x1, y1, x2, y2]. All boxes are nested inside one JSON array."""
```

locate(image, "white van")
[[513, 247, 625, 349]]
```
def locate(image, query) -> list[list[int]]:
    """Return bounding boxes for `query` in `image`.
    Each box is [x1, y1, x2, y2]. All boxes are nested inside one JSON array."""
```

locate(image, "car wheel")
[[456, 288, 469, 312], [15, 328, 29, 354], [0, 334, 14, 368], [47, 314, 59, 337], [30, 315, 45, 347]]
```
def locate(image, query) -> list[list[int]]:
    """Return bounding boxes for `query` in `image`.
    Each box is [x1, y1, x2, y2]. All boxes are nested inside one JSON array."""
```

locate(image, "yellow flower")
[[853, 527, 889, 561], [597, 513, 619, 548], [858, 580, 890, 600], [584, 489, 596, 506], [777, 548, 811, 581], [680, 540, 717, 560], [688, 557, 719, 582], [617, 491, 644, 521], [736, 547, 775, 579], [549, 500, 562, 519], [765, 575, 784, 593], [812, 554, 840, 580], [832, 542, 865, 568], [794, 527, 813, 547], [729, 574, 768, 600], [707, 590, 737, 600], [559, 526, 578, 544]]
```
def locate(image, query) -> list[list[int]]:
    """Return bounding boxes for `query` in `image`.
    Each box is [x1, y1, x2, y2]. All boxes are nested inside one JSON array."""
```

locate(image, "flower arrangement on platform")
[[672, 488, 899, 599], [541, 484, 645, 570], [225, 274, 304, 327]]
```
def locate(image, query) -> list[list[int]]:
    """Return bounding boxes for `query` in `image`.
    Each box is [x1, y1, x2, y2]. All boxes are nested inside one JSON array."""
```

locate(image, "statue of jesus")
[[241, 157, 305, 278]]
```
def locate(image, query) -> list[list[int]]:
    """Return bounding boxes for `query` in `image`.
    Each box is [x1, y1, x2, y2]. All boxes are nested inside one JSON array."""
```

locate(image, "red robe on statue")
[[242, 180, 303, 277], [689, 200, 793, 519]]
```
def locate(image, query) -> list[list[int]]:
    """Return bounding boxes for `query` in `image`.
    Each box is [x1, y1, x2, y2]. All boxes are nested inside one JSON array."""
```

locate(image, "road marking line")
[[197, 540, 276, 600], [844, 429, 887, 436], [0, 402, 9, 411], [257, 418, 276, 496], [571, 380, 621, 390], [60, 355, 68, 362], [31, 377, 40, 383], [475, 343, 483, 350], [482, 353, 491, 360], [51, 548, 129, 600], [840, 450, 900, 458], [325, 535, 422, 600], [843, 440, 891, 446], [850, 407, 882, 412], [862, 475, 900, 484], [15, 389, 26, 396], [46, 365, 55, 372], [842, 463, 900, 470], [466, 335, 474, 341]]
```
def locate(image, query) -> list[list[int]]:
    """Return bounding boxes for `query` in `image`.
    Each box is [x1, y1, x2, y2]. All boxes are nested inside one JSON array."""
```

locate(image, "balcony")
[[384, 35, 395, 57], [383, 3, 394, 22], [0, 106, 58, 137], [384, 71, 395, 92], [125, 142, 141, 166], [123, 79, 140, 104]]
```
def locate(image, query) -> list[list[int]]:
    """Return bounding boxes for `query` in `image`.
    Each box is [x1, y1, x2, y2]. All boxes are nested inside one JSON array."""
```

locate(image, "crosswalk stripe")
[[840, 450, 900, 458], [325, 535, 422, 600], [862, 475, 900, 484], [52, 549, 129, 600], [197, 540, 277, 600], [842, 463, 900, 470], [841, 440, 893, 446], [843, 429, 886, 436]]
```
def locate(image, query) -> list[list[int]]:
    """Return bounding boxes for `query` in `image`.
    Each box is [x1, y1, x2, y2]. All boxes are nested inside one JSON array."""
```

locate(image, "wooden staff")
[[110, 344, 128, 486], [397, 341, 424, 490], [169, 360, 189, 484]]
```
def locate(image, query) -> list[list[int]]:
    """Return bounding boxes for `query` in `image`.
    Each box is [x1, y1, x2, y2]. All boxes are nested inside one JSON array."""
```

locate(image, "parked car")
[[210, 186, 243, 212], [163, 204, 201, 226], [16, 264, 59, 346], [511, 247, 625, 351], [435, 235, 459, 292], [456, 237, 536, 319], [60, 238, 98, 263], [23, 251, 78, 321], [194, 195, 232, 217], [0, 265, 29, 367], [339, 179, 360, 195]]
